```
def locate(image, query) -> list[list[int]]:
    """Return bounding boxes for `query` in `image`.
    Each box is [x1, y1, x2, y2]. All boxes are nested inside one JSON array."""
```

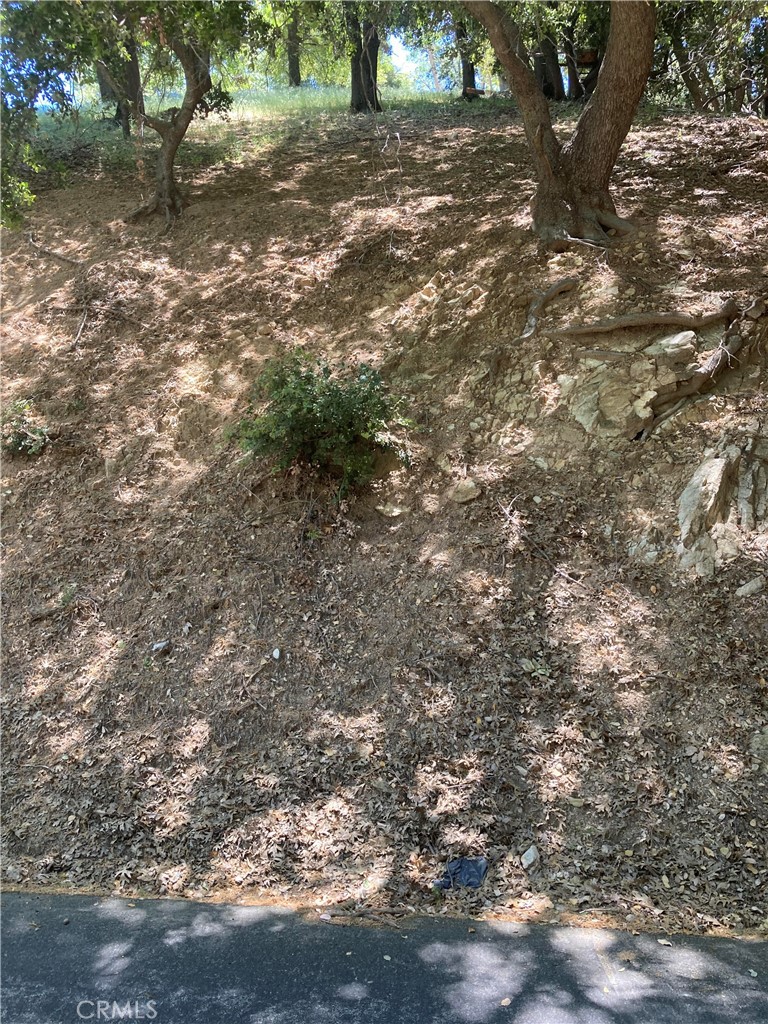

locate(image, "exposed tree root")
[[552, 298, 738, 337], [123, 193, 184, 229], [521, 276, 579, 338], [486, 276, 579, 379]]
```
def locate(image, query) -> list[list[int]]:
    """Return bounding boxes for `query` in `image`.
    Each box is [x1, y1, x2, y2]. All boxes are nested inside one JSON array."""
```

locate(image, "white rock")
[[449, 479, 481, 504], [376, 503, 405, 518], [735, 576, 765, 598], [644, 331, 697, 365], [678, 449, 741, 548], [521, 845, 539, 871]]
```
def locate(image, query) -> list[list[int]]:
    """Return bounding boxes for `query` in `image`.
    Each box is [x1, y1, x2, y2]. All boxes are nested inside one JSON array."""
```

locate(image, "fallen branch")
[[27, 234, 82, 267], [498, 501, 592, 591], [551, 298, 738, 337]]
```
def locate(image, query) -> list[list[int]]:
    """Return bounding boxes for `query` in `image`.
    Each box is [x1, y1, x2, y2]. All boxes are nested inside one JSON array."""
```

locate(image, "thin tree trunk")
[[287, 8, 301, 87], [455, 21, 477, 94], [562, 16, 583, 101], [670, 25, 708, 111], [426, 46, 441, 91]]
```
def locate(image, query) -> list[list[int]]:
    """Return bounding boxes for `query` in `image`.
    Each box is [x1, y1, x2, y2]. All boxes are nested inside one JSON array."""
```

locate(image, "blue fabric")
[[434, 857, 489, 890]]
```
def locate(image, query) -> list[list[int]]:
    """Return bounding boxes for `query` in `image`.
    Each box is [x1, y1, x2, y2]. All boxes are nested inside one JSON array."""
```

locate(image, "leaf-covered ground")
[[2, 102, 767, 937]]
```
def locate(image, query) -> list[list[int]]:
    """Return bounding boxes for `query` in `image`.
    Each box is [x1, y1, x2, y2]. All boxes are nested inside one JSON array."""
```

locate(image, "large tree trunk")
[[346, 7, 382, 112], [287, 8, 301, 87], [463, 0, 656, 248]]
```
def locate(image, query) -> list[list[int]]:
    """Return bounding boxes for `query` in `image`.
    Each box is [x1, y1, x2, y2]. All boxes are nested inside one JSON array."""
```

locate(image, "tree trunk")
[[346, 7, 381, 112], [287, 8, 301, 87], [562, 16, 583, 101], [455, 21, 477, 94], [125, 40, 210, 223], [670, 24, 708, 111], [536, 35, 565, 100], [426, 46, 442, 91], [463, 0, 655, 248], [95, 35, 143, 139]]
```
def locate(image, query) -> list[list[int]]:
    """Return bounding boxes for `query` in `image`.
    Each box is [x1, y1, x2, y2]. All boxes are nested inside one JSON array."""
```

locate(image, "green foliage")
[[1, 400, 50, 457], [237, 352, 409, 491]]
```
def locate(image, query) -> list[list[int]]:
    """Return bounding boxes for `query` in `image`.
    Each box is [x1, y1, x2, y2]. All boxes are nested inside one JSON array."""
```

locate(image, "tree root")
[[639, 330, 748, 439], [552, 298, 738, 337], [486, 276, 579, 379], [521, 276, 579, 338], [123, 193, 184, 229]]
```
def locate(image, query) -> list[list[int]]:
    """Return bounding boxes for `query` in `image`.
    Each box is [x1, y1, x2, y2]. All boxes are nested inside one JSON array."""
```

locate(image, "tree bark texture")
[[287, 8, 301, 87], [346, 7, 381, 112], [463, 0, 656, 247]]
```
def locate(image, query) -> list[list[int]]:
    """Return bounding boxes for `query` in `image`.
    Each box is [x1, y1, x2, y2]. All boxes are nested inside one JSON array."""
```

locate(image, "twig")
[[73, 308, 88, 347]]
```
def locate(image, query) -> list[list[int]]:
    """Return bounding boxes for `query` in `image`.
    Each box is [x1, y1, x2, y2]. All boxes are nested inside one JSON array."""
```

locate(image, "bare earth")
[[2, 104, 767, 937]]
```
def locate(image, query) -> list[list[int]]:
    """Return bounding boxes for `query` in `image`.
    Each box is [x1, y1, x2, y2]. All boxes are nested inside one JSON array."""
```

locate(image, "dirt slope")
[[2, 106, 767, 936]]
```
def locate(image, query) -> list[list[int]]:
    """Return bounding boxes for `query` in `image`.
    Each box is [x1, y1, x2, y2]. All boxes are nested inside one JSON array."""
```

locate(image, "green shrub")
[[1, 399, 50, 457], [237, 352, 409, 491]]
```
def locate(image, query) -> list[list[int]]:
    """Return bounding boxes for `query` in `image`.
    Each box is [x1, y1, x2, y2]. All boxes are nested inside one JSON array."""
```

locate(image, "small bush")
[[237, 352, 409, 491], [1, 399, 50, 457]]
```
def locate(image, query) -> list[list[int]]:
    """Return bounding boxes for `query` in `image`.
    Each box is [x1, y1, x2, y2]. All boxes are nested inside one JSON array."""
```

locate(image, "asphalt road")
[[2, 892, 767, 1024]]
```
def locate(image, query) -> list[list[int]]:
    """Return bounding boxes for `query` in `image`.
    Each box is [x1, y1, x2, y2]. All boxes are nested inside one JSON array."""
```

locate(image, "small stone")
[[521, 845, 539, 871], [735, 576, 765, 598], [272, 648, 281, 660], [256, 322, 274, 336], [449, 479, 481, 504], [5, 866, 21, 882], [151, 639, 172, 656], [376, 503, 405, 518]]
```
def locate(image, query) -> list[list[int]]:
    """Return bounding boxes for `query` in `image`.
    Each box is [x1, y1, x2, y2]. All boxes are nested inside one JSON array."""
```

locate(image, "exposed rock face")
[[676, 441, 768, 576], [678, 450, 741, 547]]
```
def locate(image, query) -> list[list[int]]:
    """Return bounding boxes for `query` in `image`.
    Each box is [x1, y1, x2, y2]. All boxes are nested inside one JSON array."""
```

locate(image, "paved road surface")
[[2, 892, 767, 1023]]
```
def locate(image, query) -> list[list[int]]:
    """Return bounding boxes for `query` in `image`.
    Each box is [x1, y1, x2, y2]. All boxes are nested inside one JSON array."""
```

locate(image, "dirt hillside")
[[2, 105, 767, 937]]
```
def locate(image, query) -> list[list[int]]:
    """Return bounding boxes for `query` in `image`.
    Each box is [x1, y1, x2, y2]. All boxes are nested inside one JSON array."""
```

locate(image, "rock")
[[5, 865, 21, 883], [678, 449, 741, 549], [644, 330, 697, 365], [151, 639, 172, 656], [449, 479, 481, 504], [272, 648, 281, 660], [521, 845, 539, 871], [376, 503, 406, 518], [750, 727, 768, 772], [735, 576, 765, 598]]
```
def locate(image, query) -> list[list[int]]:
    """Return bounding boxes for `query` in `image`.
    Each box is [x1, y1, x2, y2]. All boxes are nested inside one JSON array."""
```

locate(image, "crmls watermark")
[[76, 1000, 158, 1020]]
